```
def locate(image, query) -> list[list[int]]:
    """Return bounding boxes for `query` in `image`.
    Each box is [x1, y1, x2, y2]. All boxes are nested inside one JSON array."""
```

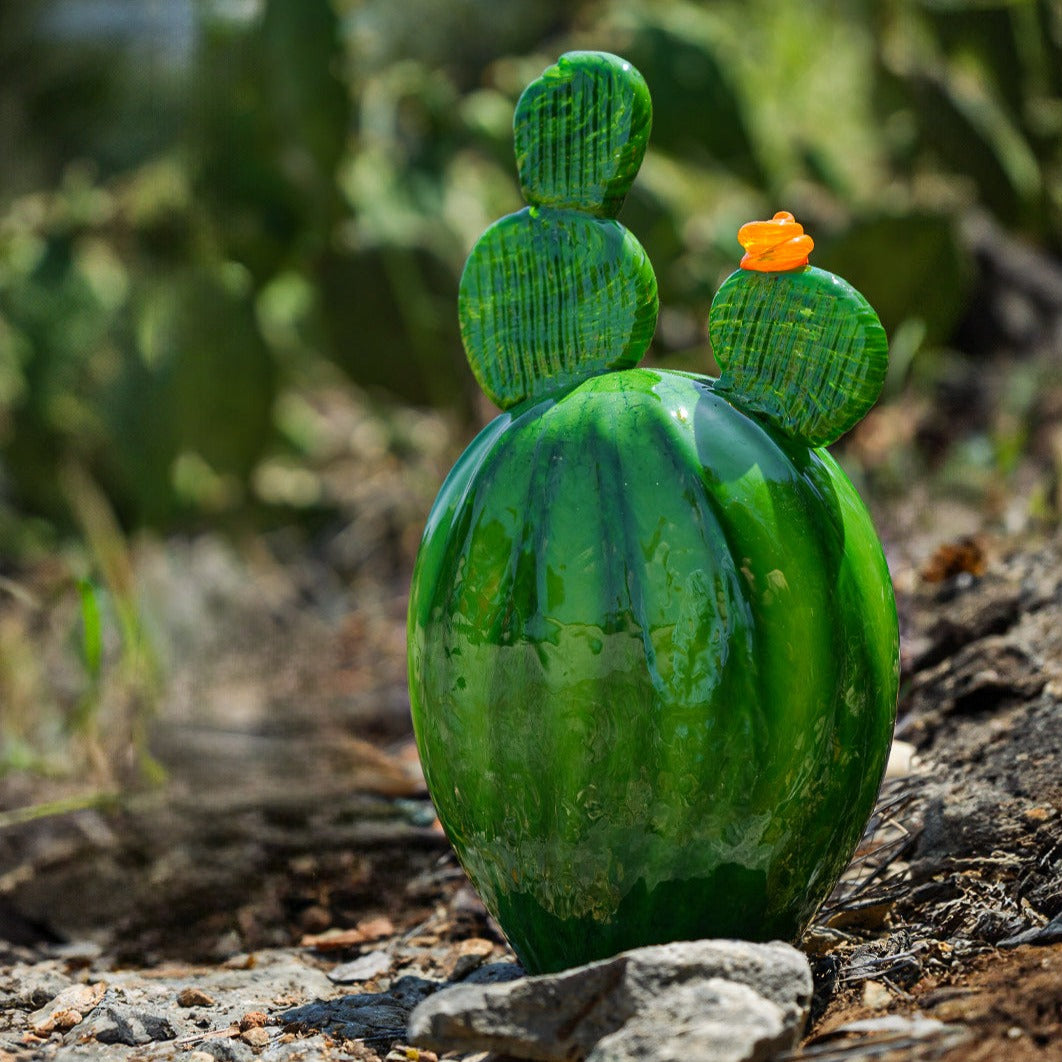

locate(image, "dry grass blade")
[[0, 791, 120, 830], [783, 1015, 973, 1059], [816, 779, 921, 923]]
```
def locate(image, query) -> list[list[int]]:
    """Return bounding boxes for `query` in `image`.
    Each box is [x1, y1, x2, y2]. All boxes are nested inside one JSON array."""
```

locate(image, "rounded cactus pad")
[[514, 51, 652, 218], [709, 213, 888, 447], [460, 207, 658, 409]]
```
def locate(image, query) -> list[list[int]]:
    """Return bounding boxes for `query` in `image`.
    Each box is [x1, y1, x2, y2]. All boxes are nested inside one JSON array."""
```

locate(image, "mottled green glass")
[[409, 369, 899, 974], [459, 207, 657, 409], [460, 50, 658, 411], [514, 51, 652, 218], [709, 266, 890, 447]]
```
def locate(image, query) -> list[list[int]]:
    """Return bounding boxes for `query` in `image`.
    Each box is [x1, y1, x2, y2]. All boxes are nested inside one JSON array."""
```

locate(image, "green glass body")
[[408, 368, 899, 974]]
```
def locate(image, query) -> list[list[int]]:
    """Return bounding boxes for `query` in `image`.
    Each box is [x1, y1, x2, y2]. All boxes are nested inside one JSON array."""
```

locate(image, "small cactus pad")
[[709, 264, 888, 447], [514, 51, 652, 218], [459, 207, 658, 409]]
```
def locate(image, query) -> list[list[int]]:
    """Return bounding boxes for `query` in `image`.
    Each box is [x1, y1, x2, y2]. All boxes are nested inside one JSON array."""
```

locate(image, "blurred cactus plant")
[[0, 0, 1058, 539]]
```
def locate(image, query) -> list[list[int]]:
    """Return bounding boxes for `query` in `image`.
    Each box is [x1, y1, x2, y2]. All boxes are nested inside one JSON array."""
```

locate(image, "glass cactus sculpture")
[[408, 52, 899, 975]]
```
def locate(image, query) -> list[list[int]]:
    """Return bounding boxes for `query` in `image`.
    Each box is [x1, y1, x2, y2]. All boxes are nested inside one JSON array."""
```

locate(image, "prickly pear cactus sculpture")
[[408, 53, 899, 974]]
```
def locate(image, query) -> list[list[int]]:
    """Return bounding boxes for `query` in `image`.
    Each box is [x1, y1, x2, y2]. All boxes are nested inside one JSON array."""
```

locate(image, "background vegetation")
[[0, 0, 1060, 786]]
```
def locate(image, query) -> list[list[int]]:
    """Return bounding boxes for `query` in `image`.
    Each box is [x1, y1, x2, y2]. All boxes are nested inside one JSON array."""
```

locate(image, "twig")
[[0, 791, 120, 831]]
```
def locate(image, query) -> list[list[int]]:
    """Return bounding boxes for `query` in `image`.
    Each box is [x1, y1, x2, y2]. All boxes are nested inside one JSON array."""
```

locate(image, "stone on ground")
[[407, 939, 812, 1061]]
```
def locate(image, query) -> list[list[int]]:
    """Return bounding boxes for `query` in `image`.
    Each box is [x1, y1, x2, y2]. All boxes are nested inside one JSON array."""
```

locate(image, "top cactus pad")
[[514, 51, 653, 218]]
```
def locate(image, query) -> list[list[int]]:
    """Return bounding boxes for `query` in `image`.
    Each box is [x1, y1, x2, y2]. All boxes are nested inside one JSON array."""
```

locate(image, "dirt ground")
[[0, 516, 1059, 1060]]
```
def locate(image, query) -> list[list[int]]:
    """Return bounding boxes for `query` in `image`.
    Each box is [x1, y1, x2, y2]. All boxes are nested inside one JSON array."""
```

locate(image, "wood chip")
[[302, 915, 395, 950]]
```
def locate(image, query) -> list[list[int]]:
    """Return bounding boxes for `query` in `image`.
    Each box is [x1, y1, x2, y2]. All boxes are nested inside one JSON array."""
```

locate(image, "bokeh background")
[[0, 0, 1060, 822]]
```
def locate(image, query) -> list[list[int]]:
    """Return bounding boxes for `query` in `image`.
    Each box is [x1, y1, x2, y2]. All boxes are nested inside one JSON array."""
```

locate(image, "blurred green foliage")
[[0, 0, 1059, 542]]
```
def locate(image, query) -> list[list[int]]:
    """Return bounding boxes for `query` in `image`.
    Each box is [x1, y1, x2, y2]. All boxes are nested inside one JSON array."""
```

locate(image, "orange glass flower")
[[738, 210, 814, 272]]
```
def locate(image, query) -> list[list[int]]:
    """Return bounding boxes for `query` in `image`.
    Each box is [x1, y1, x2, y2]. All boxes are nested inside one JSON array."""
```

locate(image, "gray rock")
[[262, 1039, 328, 1062], [462, 961, 525, 985], [328, 949, 393, 984], [588, 980, 787, 1062], [408, 939, 812, 1061], [280, 974, 442, 1043], [76, 1002, 178, 1045], [999, 909, 1062, 948], [196, 1037, 256, 1062], [29, 982, 107, 1034], [9, 964, 73, 1010]]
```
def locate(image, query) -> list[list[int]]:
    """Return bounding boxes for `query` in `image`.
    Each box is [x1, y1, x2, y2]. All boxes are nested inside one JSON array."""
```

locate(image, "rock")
[[280, 974, 442, 1043], [9, 965, 73, 1010], [461, 962, 525, 985], [179, 987, 218, 1007], [445, 938, 495, 980], [29, 983, 106, 1035], [240, 1026, 272, 1048], [47, 1008, 86, 1032], [407, 939, 812, 1061], [328, 949, 393, 984], [861, 980, 892, 1010], [196, 1037, 255, 1062], [76, 1000, 178, 1045], [999, 910, 1062, 949], [587, 980, 788, 1062]]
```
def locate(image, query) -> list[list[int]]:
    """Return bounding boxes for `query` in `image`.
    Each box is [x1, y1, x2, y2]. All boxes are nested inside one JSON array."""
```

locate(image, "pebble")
[[29, 983, 106, 1035], [76, 1000, 177, 1045], [9, 965, 73, 1011], [328, 949, 393, 984], [179, 987, 218, 1007], [240, 1026, 272, 1048], [196, 1038, 255, 1062], [862, 979, 892, 1009], [445, 938, 495, 980]]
